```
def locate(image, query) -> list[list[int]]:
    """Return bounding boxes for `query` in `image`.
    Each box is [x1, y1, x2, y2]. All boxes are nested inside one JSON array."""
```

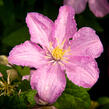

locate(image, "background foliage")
[[0, 0, 109, 109]]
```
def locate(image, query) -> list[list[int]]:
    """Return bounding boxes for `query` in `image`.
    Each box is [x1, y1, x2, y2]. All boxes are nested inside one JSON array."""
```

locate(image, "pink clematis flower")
[[8, 5, 103, 103], [64, 0, 109, 17]]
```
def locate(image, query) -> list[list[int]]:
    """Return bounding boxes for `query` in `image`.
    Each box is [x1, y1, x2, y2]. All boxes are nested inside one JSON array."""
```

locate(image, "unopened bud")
[[7, 69, 18, 82], [0, 55, 8, 65]]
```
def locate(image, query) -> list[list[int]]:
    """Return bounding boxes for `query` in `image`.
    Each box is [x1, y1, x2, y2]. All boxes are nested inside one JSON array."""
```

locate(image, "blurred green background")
[[0, 0, 109, 102]]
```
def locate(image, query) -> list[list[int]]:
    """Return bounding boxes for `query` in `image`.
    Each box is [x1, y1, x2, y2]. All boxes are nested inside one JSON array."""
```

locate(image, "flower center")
[[51, 46, 64, 60]]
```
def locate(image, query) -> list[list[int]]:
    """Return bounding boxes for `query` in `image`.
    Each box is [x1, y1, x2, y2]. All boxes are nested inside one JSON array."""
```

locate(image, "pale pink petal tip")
[[0, 72, 3, 77], [26, 12, 53, 47], [8, 41, 46, 68], [53, 5, 77, 46], [30, 64, 66, 103], [22, 75, 30, 81], [71, 27, 103, 58], [89, 0, 109, 17], [65, 56, 99, 88], [64, 0, 88, 14]]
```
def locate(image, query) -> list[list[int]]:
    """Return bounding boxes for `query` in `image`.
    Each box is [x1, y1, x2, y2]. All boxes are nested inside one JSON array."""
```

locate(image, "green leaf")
[[25, 89, 37, 106], [54, 93, 76, 109], [54, 79, 91, 109], [0, 95, 27, 109], [8, 95, 27, 109], [2, 26, 30, 47], [22, 67, 30, 76], [15, 66, 30, 77], [18, 80, 31, 91], [0, 89, 36, 108], [98, 97, 109, 105]]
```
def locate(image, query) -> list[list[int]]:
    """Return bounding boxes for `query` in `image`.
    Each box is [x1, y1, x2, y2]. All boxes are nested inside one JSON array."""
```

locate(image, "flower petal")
[[53, 5, 77, 46], [65, 56, 99, 88], [70, 27, 103, 58], [22, 75, 30, 81], [8, 41, 47, 68], [30, 63, 66, 103], [88, 0, 109, 17], [64, 0, 88, 14], [26, 12, 54, 47], [0, 72, 2, 77]]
